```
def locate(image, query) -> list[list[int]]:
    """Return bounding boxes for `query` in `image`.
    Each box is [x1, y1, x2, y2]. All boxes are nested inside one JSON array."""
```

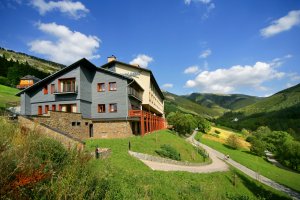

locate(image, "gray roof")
[[101, 60, 165, 100], [20, 75, 41, 82], [16, 58, 143, 96]]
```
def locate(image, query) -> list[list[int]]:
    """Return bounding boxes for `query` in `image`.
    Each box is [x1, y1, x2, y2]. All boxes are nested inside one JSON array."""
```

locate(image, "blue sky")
[[1, 0, 300, 97]]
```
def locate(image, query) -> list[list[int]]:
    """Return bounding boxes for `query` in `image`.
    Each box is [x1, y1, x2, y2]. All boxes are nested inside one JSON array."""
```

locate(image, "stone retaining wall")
[[93, 121, 133, 138], [129, 150, 212, 166], [32, 111, 91, 139], [19, 115, 84, 150]]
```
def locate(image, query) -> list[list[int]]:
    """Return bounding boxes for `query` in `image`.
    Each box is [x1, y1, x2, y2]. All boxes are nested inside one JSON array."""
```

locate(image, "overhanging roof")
[[16, 58, 143, 96], [101, 60, 165, 100]]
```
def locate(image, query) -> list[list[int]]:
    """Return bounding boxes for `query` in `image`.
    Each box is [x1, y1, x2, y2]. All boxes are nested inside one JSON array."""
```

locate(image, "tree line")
[[0, 55, 50, 87], [167, 112, 211, 135], [247, 126, 300, 171]]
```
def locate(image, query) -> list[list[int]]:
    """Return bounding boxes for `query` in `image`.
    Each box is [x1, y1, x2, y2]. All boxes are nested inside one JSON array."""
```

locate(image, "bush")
[[30, 137, 69, 170], [245, 136, 254, 143], [226, 134, 241, 150], [0, 76, 10, 86], [155, 144, 181, 161], [250, 139, 265, 156], [214, 130, 221, 134]]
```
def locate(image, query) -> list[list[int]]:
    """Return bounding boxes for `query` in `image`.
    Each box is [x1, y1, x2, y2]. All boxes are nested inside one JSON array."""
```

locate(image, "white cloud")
[[260, 10, 300, 37], [199, 49, 211, 58], [184, 0, 211, 5], [162, 83, 173, 89], [270, 54, 292, 67], [28, 22, 100, 65], [130, 54, 153, 68], [184, 65, 200, 74], [184, 0, 215, 19], [31, 0, 89, 19], [185, 62, 285, 93]]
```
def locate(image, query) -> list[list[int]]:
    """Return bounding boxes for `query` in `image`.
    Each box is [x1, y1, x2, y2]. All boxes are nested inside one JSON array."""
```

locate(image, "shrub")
[[250, 139, 265, 156], [226, 134, 241, 150], [155, 144, 181, 161], [245, 136, 254, 143], [0, 76, 10, 86], [214, 130, 221, 134]]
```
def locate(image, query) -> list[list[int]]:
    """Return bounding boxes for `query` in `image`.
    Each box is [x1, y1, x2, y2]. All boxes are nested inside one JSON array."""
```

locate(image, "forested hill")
[[163, 91, 227, 118], [185, 93, 261, 110], [0, 47, 64, 74], [216, 83, 300, 137]]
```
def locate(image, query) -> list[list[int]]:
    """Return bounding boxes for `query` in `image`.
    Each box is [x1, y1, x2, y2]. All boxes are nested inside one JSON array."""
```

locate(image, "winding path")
[[187, 131, 300, 200]]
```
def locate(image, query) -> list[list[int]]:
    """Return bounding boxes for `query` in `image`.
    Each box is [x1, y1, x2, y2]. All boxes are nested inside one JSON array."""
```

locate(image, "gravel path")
[[188, 131, 300, 200], [131, 134, 229, 173]]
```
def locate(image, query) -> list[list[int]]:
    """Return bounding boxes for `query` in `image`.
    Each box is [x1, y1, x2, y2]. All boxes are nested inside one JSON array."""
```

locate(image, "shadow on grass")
[[241, 150, 259, 156], [234, 170, 291, 200], [222, 144, 237, 150]]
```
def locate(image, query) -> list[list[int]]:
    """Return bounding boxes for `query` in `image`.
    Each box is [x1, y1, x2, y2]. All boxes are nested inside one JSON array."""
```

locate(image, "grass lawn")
[[0, 84, 20, 108], [197, 134, 300, 193], [85, 131, 290, 199], [129, 130, 206, 163]]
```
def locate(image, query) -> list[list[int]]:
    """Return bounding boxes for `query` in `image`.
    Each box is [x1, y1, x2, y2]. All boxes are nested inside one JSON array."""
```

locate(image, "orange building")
[[17, 75, 41, 89]]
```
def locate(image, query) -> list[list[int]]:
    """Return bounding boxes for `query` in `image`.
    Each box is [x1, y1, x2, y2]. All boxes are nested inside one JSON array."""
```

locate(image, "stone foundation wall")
[[93, 121, 133, 138], [18, 116, 84, 150], [33, 111, 91, 139]]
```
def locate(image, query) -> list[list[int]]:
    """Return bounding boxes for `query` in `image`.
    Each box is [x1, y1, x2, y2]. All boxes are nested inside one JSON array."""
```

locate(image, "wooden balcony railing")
[[128, 110, 166, 135]]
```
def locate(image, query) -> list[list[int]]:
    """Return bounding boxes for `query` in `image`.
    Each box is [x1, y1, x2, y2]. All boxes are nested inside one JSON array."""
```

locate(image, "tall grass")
[[0, 117, 107, 199]]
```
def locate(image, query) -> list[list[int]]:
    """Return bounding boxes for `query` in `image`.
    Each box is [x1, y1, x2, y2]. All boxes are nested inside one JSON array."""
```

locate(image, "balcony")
[[128, 110, 166, 135], [128, 87, 142, 101], [54, 85, 78, 94]]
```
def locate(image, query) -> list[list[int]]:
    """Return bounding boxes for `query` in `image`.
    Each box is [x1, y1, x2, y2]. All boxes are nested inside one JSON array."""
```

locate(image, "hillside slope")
[[0, 47, 64, 73], [163, 91, 227, 118], [186, 93, 261, 110], [216, 83, 300, 136], [0, 84, 20, 108]]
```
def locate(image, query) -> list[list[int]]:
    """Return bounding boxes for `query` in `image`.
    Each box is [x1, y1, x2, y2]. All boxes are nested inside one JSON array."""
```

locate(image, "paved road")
[[187, 131, 300, 200]]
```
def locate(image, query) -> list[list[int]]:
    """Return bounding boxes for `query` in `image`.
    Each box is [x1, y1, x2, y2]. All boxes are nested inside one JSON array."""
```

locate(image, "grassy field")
[[205, 126, 250, 149], [0, 84, 20, 108], [129, 130, 206, 163], [198, 134, 300, 193], [85, 131, 290, 199]]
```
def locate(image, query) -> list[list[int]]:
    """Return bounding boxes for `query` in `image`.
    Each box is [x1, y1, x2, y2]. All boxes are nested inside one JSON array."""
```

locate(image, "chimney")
[[132, 63, 140, 68], [107, 55, 116, 63]]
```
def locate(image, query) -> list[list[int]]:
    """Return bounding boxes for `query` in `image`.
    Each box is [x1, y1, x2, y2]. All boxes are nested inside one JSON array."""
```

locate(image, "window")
[[38, 106, 42, 115], [77, 122, 81, 126], [109, 103, 117, 112], [59, 104, 77, 113], [109, 82, 117, 91], [59, 78, 76, 92], [45, 105, 49, 114], [98, 104, 105, 113], [43, 85, 48, 94], [52, 104, 56, 111], [50, 84, 55, 94], [97, 83, 105, 92], [72, 122, 76, 126]]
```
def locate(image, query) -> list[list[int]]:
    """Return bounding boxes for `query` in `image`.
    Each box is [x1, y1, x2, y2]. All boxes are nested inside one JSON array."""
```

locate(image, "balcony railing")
[[128, 87, 142, 101], [54, 85, 78, 94], [128, 110, 166, 135]]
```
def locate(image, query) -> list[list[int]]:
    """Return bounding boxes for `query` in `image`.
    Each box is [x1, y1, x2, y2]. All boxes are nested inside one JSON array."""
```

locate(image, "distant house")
[[17, 57, 165, 139], [17, 75, 41, 89]]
